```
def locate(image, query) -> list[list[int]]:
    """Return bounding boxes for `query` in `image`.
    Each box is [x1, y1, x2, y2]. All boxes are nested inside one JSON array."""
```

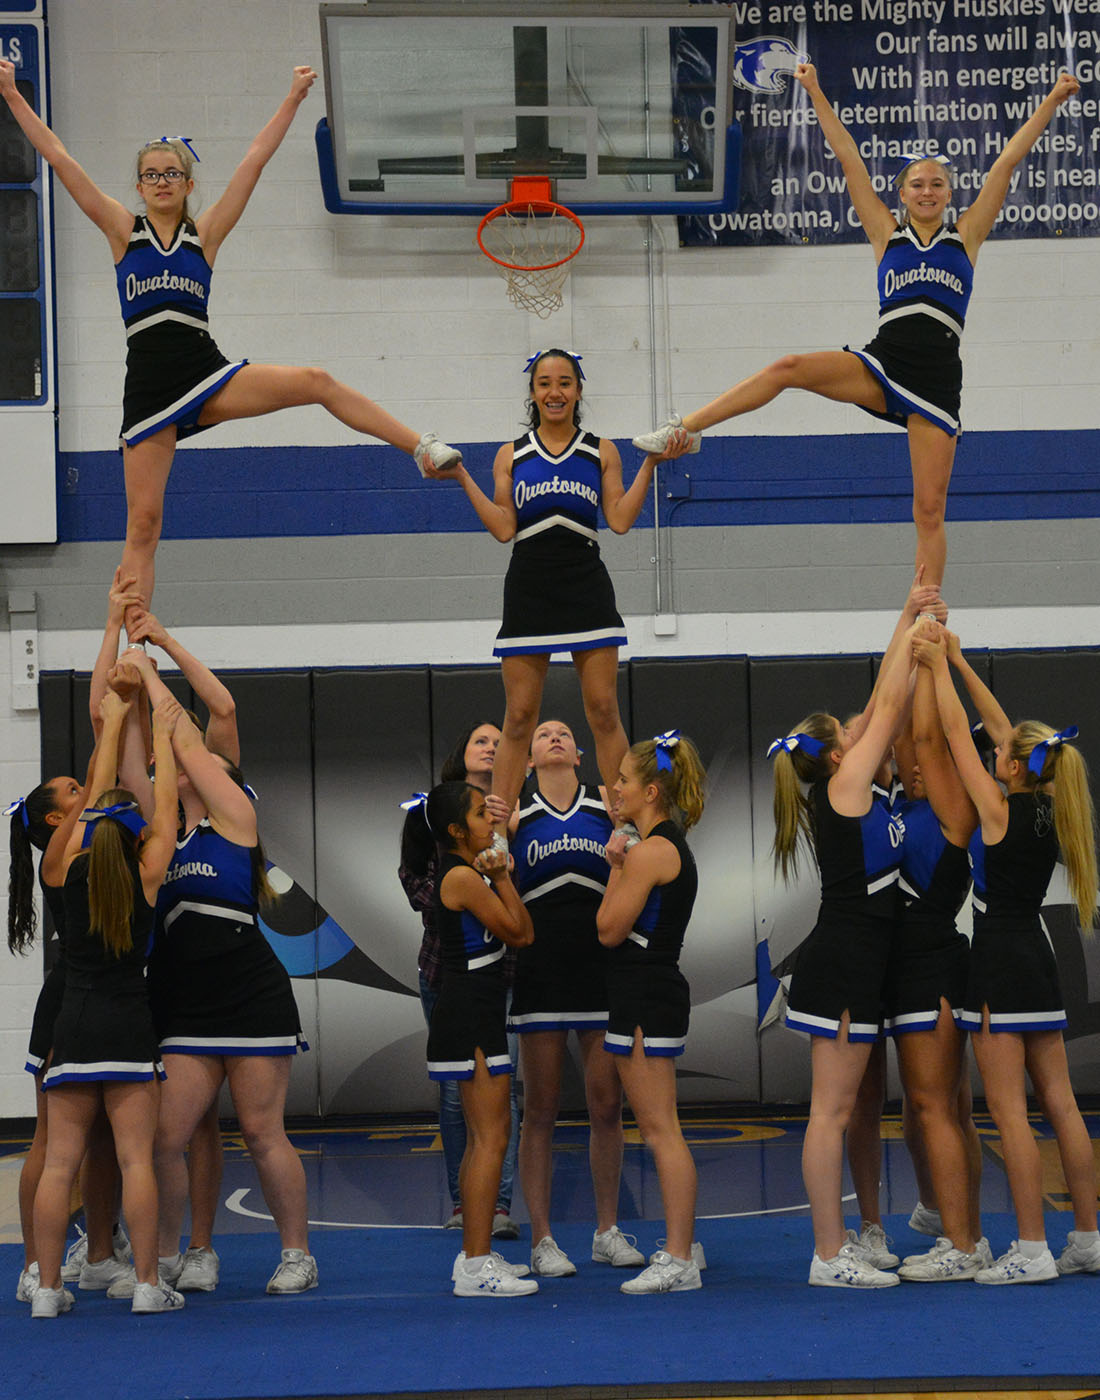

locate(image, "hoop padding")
[[477, 200, 585, 319]]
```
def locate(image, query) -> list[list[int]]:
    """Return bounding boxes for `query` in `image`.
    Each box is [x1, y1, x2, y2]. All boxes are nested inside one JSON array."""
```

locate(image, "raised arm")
[[944, 628, 1011, 748], [910, 640, 978, 846], [195, 66, 316, 262], [63, 691, 129, 865], [109, 660, 155, 818], [0, 60, 133, 255], [958, 73, 1079, 256], [171, 714, 256, 846], [601, 431, 692, 535], [426, 443, 517, 543], [128, 610, 239, 765], [846, 568, 942, 745], [89, 569, 144, 738], [795, 62, 897, 253], [831, 620, 920, 815], [138, 697, 182, 898], [914, 632, 1007, 841]]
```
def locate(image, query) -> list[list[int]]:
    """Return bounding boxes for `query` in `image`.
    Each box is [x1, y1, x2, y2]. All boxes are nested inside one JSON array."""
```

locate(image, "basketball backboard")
[[316, 2, 739, 215]]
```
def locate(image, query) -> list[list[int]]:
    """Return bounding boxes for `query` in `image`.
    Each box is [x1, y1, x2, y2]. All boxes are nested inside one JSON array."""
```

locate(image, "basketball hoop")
[[477, 177, 585, 319]]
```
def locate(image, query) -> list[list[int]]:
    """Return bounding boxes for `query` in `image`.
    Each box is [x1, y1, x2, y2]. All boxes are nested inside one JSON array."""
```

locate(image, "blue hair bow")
[[523, 349, 585, 380], [767, 732, 825, 760], [157, 136, 200, 162], [1028, 725, 1079, 777], [895, 150, 951, 181], [3, 796, 30, 830], [79, 801, 146, 843], [400, 792, 429, 813], [653, 729, 681, 772], [244, 783, 259, 802]]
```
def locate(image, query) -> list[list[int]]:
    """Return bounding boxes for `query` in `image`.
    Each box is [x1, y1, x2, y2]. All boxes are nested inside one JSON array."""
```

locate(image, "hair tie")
[[1027, 725, 1079, 777], [523, 349, 585, 380], [79, 800, 146, 844], [766, 732, 825, 760], [895, 150, 951, 182], [3, 796, 30, 830], [156, 136, 200, 162], [653, 729, 681, 773], [244, 783, 259, 802], [400, 791, 433, 833]]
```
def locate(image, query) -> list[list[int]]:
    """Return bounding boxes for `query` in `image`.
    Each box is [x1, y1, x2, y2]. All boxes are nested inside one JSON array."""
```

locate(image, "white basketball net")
[[480, 204, 584, 319]]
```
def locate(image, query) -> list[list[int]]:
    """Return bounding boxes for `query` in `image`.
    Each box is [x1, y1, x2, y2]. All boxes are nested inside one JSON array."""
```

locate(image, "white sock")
[[462, 1253, 489, 1273], [1017, 1238, 1047, 1258], [1072, 1229, 1099, 1244]]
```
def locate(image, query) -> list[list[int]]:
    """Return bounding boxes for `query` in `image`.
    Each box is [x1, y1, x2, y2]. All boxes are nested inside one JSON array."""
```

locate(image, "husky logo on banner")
[[732, 36, 807, 95]]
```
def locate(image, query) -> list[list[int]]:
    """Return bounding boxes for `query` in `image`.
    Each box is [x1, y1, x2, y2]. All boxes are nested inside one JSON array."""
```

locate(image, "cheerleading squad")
[[7, 582, 315, 1318]]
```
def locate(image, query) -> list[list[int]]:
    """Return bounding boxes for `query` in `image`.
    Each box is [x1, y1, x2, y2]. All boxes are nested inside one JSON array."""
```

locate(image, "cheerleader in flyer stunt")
[[0, 61, 462, 615], [633, 65, 1080, 588]]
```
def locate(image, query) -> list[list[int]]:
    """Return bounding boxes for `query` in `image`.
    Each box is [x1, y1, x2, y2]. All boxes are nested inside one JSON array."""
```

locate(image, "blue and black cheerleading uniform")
[[116, 215, 246, 447], [43, 850, 163, 1087], [960, 792, 1066, 1033], [494, 428, 627, 657], [508, 783, 612, 1034], [785, 780, 904, 1042], [25, 873, 67, 1075], [848, 223, 974, 437], [883, 796, 971, 1035], [604, 819, 698, 1058], [426, 852, 512, 1080], [151, 821, 305, 1056]]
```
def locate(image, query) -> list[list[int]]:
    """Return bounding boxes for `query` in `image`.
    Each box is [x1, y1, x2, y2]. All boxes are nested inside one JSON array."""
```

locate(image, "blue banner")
[[678, 1, 1100, 245]]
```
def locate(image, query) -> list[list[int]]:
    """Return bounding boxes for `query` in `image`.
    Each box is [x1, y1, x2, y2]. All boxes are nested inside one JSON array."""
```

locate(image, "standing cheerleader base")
[[786, 915, 893, 1043], [604, 963, 690, 1059], [427, 972, 512, 1081], [959, 921, 1067, 1033]]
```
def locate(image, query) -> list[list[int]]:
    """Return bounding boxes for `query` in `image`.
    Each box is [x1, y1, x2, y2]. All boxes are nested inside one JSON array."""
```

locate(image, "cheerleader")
[[31, 687, 182, 1317], [118, 648, 316, 1297], [423, 349, 690, 810], [596, 732, 706, 1294], [769, 588, 930, 1287], [634, 65, 1080, 587], [0, 60, 461, 613], [913, 624, 1100, 1283], [414, 782, 536, 1297], [500, 719, 641, 1277]]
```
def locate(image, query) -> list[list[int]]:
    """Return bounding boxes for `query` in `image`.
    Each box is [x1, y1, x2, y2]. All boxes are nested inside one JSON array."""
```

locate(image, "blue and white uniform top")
[[968, 792, 1057, 921], [511, 429, 603, 544], [435, 852, 505, 974], [813, 779, 905, 919], [614, 819, 698, 967], [876, 224, 974, 341], [157, 820, 258, 962], [511, 783, 612, 909], [116, 215, 213, 343], [897, 797, 971, 925]]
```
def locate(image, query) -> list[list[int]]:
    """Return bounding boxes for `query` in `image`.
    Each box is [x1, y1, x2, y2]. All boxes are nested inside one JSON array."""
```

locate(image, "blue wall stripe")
[[56, 429, 1100, 540]]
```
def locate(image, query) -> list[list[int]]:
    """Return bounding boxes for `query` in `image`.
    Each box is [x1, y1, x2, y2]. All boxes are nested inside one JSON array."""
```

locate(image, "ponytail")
[[7, 782, 63, 954], [628, 735, 706, 830], [84, 787, 140, 958], [769, 713, 837, 883]]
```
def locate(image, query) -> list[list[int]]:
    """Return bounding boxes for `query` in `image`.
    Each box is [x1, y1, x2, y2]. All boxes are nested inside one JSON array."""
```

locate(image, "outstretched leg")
[[492, 653, 550, 815], [572, 646, 628, 793], [120, 427, 177, 614], [198, 364, 421, 453], [681, 351, 887, 434]]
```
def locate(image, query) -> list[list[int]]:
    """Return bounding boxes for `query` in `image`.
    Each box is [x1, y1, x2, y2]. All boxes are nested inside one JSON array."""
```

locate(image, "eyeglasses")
[[138, 169, 186, 185]]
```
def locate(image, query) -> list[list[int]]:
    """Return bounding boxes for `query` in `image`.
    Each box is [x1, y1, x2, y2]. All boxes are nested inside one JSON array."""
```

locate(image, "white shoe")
[[592, 1226, 644, 1267], [908, 1201, 943, 1236], [975, 1243, 1058, 1285], [452, 1250, 530, 1282], [898, 1237, 985, 1281], [453, 1254, 539, 1297], [31, 1285, 74, 1318], [1056, 1231, 1100, 1275], [132, 1280, 185, 1313], [59, 1227, 88, 1282], [414, 432, 462, 477], [112, 1224, 132, 1265], [632, 413, 701, 456], [16, 1262, 39, 1303], [266, 1248, 319, 1294], [650, 1239, 707, 1271], [530, 1235, 576, 1277], [78, 1254, 134, 1290], [809, 1241, 900, 1288], [620, 1250, 702, 1294], [178, 1246, 220, 1292], [848, 1223, 899, 1269]]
